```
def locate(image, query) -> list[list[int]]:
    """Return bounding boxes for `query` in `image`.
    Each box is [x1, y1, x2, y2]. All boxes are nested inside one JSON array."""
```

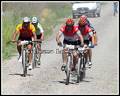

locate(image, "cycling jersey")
[[60, 25, 81, 41], [86, 19, 95, 31], [16, 23, 35, 40], [32, 22, 44, 36], [78, 24, 93, 40]]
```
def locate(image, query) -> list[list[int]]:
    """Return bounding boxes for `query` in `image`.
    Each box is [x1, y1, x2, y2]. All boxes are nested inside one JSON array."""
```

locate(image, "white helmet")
[[32, 17, 38, 23], [23, 17, 30, 23]]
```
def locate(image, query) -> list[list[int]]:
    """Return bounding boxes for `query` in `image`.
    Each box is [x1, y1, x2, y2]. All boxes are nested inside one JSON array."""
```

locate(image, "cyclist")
[[31, 17, 44, 65], [113, 1, 118, 16], [78, 15, 95, 67], [82, 15, 97, 45], [56, 18, 84, 71], [12, 17, 37, 70]]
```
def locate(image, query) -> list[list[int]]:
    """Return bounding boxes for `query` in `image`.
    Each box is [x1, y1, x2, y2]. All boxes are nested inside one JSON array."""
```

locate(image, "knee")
[[27, 44, 32, 50]]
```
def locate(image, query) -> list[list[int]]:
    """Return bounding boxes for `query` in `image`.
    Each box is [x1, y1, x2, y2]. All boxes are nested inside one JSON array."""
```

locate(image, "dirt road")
[[1, 2, 119, 95]]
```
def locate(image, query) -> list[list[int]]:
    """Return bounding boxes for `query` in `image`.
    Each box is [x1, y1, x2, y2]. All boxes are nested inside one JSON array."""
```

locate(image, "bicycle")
[[76, 46, 88, 83], [113, 2, 118, 16], [10, 40, 39, 77], [60, 44, 77, 85], [32, 40, 42, 69]]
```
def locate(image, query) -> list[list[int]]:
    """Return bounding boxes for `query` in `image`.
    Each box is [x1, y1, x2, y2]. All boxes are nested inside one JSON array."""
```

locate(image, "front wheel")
[[80, 58, 86, 81], [22, 49, 27, 77], [76, 58, 81, 83], [65, 56, 71, 85]]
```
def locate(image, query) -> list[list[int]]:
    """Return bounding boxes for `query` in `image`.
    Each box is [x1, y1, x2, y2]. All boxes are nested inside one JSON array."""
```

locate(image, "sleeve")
[[87, 19, 95, 30], [15, 24, 22, 32], [60, 26, 64, 32], [30, 24, 36, 33], [38, 23, 44, 33], [87, 26, 93, 37], [74, 26, 79, 32]]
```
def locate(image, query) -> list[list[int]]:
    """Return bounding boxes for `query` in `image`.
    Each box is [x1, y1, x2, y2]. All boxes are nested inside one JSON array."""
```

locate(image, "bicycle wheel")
[[36, 43, 41, 66], [65, 56, 71, 85], [32, 46, 36, 69], [37, 48, 41, 66], [80, 57, 84, 81], [76, 58, 81, 83], [22, 49, 27, 77]]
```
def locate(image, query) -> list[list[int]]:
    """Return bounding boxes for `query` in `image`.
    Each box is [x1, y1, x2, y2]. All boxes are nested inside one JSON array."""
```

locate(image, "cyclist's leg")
[[72, 50, 79, 71], [36, 34, 41, 50], [17, 38, 22, 56], [36, 34, 42, 64], [93, 32, 97, 45], [88, 40, 92, 66], [17, 44, 22, 56], [72, 40, 80, 71], [84, 40, 89, 62], [61, 39, 68, 71], [62, 48, 67, 66], [27, 44, 33, 64]]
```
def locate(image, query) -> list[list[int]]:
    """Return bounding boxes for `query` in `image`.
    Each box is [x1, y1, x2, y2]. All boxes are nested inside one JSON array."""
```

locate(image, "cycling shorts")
[[37, 33, 42, 39], [63, 39, 81, 45]]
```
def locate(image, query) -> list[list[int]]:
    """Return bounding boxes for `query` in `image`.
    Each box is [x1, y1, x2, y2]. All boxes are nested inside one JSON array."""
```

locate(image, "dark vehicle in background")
[[72, 2, 101, 18]]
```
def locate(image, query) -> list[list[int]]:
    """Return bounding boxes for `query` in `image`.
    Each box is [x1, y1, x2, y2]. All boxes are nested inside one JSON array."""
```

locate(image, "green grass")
[[2, 3, 72, 60]]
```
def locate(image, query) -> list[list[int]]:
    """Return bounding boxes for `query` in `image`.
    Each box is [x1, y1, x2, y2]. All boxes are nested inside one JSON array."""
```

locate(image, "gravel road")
[[1, 2, 119, 95]]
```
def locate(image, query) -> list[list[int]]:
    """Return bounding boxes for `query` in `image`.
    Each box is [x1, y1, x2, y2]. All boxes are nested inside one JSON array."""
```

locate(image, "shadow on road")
[[9, 73, 33, 77]]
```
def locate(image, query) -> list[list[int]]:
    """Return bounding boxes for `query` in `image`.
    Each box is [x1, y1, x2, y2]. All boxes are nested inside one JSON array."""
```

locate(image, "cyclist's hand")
[[89, 44, 94, 48], [83, 44, 88, 48], [80, 42, 84, 47], [57, 42, 62, 47], [11, 40, 16, 43], [17, 40, 21, 46]]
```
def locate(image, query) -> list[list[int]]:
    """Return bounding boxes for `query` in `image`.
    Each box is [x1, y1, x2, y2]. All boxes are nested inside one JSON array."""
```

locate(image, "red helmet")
[[79, 15, 87, 25], [66, 18, 74, 26]]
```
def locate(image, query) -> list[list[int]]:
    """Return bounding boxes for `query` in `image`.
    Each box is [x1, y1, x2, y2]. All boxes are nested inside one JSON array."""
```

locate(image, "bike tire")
[[22, 49, 27, 77], [65, 56, 71, 85], [80, 58, 84, 81], [32, 47, 36, 69], [76, 58, 81, 83]]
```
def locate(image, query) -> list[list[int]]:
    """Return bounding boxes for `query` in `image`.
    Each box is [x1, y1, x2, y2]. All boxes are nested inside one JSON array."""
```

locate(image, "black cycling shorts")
[[37, 34, 42, 39], [18, 36, 32, 45], [63, 39, 81, 45]]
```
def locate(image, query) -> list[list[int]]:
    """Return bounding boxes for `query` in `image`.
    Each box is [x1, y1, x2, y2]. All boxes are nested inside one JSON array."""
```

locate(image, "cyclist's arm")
[[31, 24, 37, 40], [12, 24, 21, 41], [12, 30, 20, 41], [89, 31, 95, 45], [76, 30, 84, 45], [87, 19, 95, 31], [38, 23, 44, 41], [56, 31, 63, 43], [38, 23, 44, 33], [40, 33, 44, 41]]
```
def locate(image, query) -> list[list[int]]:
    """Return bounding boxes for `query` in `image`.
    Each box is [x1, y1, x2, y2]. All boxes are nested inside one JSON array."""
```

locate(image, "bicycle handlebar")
[[9, 40, 42, 45]]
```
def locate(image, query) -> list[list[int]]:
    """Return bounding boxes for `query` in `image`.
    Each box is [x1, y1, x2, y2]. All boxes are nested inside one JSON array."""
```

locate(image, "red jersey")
[[60, 25, 79, 37], [78, 25, 92, 36]]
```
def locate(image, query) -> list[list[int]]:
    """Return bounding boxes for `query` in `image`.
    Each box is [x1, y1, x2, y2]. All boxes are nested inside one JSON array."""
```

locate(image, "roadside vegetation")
[[2, 2, 72, 60]]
